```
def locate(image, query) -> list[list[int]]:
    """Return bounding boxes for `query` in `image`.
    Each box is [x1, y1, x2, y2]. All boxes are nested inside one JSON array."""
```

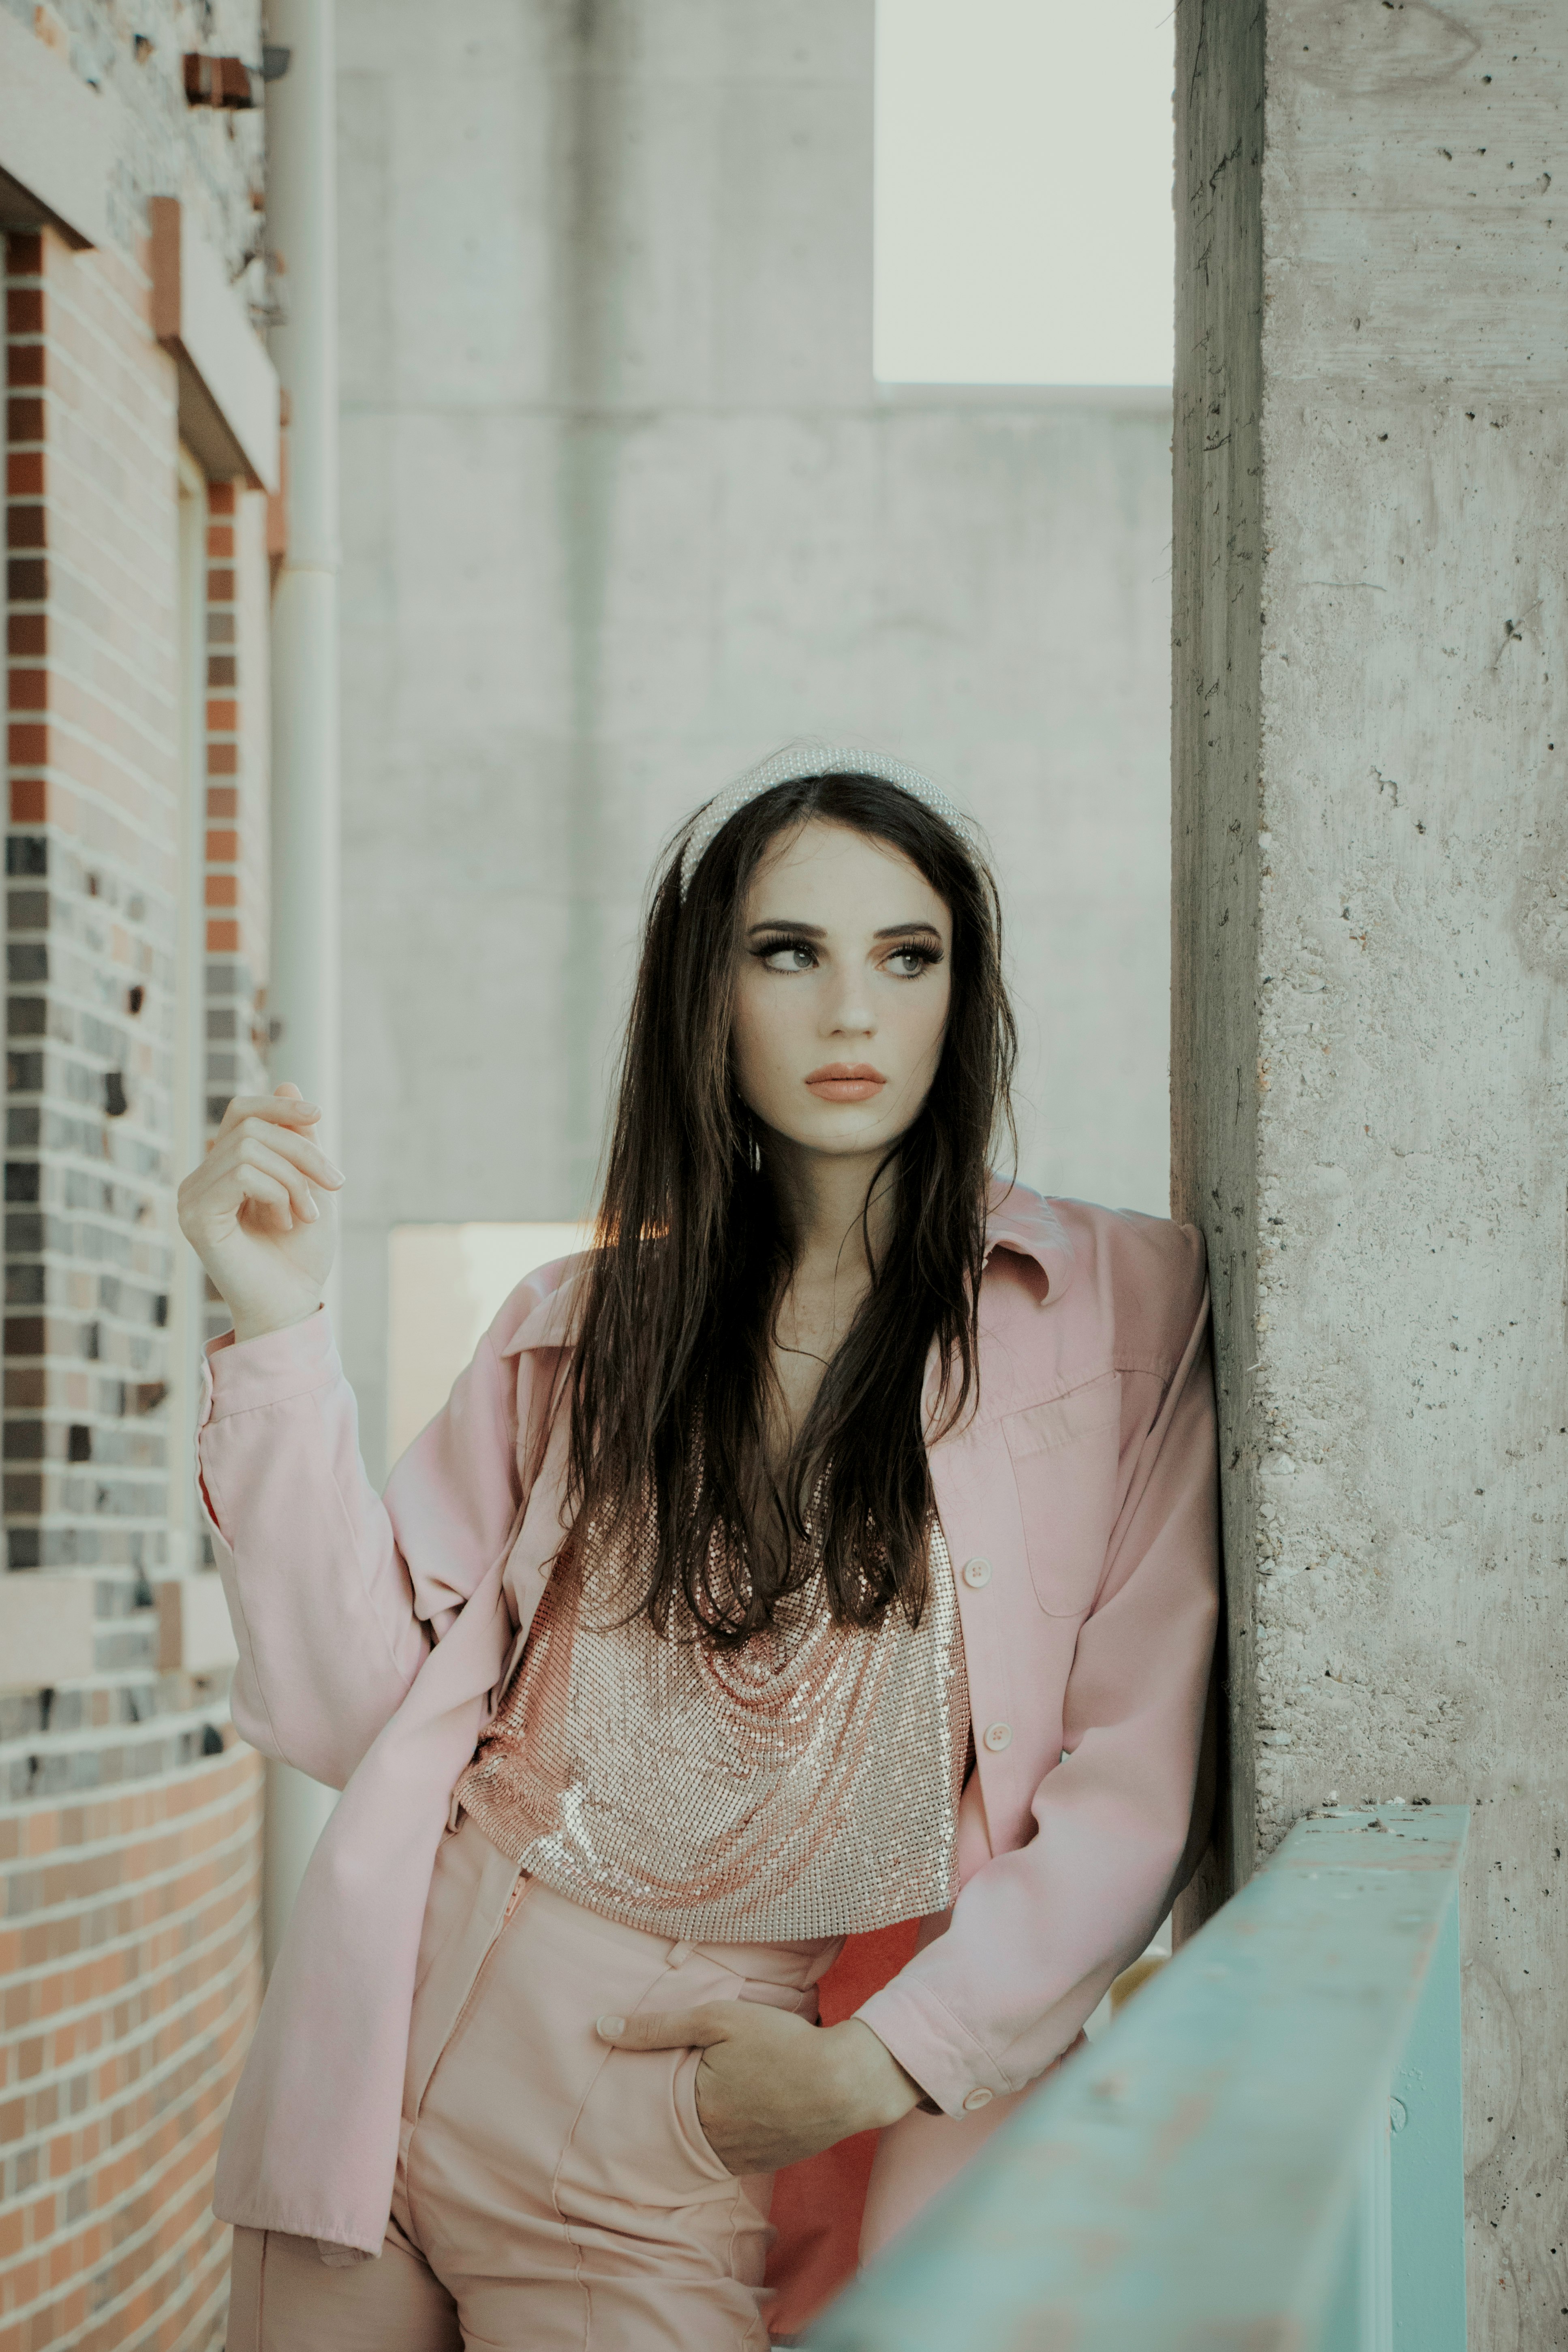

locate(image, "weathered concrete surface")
[[336, 0, 1174, 1474], [1172, 4, 1568, 2342], [1170, 0, 1266, 1926]]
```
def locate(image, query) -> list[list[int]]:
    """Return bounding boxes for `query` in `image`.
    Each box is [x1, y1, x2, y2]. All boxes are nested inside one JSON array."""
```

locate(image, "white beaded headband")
[[678, 741, 976, 899]]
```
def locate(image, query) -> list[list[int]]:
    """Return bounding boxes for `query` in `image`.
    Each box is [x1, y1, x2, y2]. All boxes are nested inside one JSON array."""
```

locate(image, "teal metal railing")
[[806, 1805, 1468, 2352]]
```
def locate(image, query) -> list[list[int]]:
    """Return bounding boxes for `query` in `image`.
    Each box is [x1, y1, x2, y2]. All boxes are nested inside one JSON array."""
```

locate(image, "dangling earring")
[[748, 1130, 763, 1175]]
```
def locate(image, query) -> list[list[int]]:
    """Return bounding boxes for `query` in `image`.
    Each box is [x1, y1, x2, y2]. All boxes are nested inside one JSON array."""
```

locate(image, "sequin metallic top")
[[453, 1514, 969, 1943]]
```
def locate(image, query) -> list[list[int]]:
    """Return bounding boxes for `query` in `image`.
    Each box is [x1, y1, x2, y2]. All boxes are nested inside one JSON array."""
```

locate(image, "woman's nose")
[[824, 980, 875, 1036]]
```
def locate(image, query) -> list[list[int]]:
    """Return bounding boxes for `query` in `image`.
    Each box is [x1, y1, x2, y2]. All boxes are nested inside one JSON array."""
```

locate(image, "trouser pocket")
[[670, 2041, 737, 2180]]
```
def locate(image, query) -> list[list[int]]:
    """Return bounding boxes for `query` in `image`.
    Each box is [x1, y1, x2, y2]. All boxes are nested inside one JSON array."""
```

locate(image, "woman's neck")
[[758, 1136, 895, 1427], [764, 1136, 895, 1288]]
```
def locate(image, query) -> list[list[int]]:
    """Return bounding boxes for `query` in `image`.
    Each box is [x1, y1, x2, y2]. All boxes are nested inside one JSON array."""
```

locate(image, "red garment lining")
[[762, 1919, 922, 2341]]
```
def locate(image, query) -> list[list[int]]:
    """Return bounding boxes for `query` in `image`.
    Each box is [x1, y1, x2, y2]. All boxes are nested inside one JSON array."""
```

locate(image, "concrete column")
[[1173, 2, 1566, 2333], [264, 0, 341, 1969]]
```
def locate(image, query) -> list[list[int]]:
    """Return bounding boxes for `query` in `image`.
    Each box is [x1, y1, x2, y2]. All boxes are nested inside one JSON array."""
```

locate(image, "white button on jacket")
[[982, 1721, 1013, 1753], [961, 2087, 994, 2112], [960, 1556, 992, 1588]]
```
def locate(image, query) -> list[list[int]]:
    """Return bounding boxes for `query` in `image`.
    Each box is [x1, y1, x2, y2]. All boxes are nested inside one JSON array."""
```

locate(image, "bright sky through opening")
[[875, 0, 1176, 386]]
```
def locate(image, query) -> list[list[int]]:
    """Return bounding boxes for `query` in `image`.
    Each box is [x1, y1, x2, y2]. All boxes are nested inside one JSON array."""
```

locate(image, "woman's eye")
[[886, 947, 936, 977], [759, 941, 817, 972]]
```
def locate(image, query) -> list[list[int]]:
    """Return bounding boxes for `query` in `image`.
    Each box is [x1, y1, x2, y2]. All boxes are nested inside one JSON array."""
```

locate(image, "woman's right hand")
[[178, 1084, 344, 1344]]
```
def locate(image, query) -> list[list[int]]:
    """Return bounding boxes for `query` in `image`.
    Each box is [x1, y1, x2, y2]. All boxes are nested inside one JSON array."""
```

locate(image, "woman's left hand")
[[596, 2003, 922, 2174]]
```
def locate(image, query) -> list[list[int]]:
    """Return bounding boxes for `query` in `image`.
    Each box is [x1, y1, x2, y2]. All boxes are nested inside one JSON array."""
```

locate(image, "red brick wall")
[[3, 223, 265, 2352], [203, 484, 242, 969], [201, 480, 271, 1236], [4, 226, 181, 1575], [0, 1750, 263, 2352]]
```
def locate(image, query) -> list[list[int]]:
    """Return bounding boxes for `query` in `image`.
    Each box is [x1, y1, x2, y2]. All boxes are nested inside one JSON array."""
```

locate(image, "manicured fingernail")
[[596, 2015, 626, 2040], [323, 1161, 345, 1183], [302, 1197, 318, 1220]]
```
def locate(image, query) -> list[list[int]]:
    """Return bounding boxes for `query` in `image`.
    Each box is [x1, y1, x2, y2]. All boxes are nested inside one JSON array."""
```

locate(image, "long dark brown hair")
[[563, 771, 1017, 1643]]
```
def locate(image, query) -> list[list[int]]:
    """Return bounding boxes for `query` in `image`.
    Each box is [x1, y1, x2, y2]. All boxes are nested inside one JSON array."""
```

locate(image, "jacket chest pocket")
[[1001, 1374, 1123, 1616]]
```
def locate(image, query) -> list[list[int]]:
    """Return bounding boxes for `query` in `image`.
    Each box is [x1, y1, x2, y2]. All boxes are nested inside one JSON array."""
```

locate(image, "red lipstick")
[[805, 1062, 887, 1103]]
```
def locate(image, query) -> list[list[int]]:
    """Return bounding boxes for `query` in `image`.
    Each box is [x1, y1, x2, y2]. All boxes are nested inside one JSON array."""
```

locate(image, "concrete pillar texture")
[[1173, 4, 1566, 2342]]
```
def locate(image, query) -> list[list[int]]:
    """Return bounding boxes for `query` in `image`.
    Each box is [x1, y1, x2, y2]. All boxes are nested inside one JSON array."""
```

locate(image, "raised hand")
[[177, 1083, 344, 1344]]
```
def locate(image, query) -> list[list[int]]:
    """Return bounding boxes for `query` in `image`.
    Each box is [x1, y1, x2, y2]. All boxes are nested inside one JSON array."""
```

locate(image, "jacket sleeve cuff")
[[202, 1306, 340, 1422], [855, 1975, 1013, 2121]]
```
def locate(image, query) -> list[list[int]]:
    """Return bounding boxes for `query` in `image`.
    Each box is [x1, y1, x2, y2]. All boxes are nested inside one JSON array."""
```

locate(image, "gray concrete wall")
[[336, 0, 1174, 1475], [1172, 3, 1567, 2341]]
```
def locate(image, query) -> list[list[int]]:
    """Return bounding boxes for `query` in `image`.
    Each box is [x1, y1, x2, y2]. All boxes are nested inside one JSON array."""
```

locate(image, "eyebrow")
[[746, 918, 944, 941]]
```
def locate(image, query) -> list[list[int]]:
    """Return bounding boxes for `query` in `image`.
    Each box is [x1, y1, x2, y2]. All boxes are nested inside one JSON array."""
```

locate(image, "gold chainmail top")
[[454, 1513, 969, 1943]]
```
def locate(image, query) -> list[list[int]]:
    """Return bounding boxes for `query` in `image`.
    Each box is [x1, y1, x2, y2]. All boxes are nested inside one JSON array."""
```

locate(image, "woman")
[[181, 745, 1218, 2351]]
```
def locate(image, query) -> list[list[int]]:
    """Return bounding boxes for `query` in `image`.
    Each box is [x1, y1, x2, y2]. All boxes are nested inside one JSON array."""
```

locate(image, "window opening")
[[875, 0, 1176, 385]]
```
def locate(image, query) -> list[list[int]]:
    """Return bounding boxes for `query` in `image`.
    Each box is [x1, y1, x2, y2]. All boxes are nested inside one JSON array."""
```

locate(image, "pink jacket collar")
[[500, 1178, 1073, 1359], [980, 1176, 1072, 1292]]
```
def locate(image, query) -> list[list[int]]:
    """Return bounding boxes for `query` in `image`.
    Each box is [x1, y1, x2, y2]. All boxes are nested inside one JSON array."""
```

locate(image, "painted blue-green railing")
[[806, 1805, 1467, 2352]]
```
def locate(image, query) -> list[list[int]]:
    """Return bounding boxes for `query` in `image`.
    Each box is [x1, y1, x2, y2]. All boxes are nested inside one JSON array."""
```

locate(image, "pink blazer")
[[197, 1185, 1218, 2258]]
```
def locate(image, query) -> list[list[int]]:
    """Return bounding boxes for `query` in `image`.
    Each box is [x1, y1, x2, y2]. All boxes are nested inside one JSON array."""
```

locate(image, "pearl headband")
[[678, 741, 977, 901]]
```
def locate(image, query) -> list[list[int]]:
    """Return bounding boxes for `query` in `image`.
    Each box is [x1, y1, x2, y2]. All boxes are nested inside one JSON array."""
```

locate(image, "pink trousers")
[[227, 1815, 838, 2350]]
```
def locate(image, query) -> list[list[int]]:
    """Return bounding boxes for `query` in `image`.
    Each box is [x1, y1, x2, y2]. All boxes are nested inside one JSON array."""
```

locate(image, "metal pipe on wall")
[[263, 0, 341, 1971]]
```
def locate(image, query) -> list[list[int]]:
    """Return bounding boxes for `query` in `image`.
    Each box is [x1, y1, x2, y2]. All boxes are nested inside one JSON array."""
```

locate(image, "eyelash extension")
[[749, 933, 944, 969], [750, 931, 818, 962]]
